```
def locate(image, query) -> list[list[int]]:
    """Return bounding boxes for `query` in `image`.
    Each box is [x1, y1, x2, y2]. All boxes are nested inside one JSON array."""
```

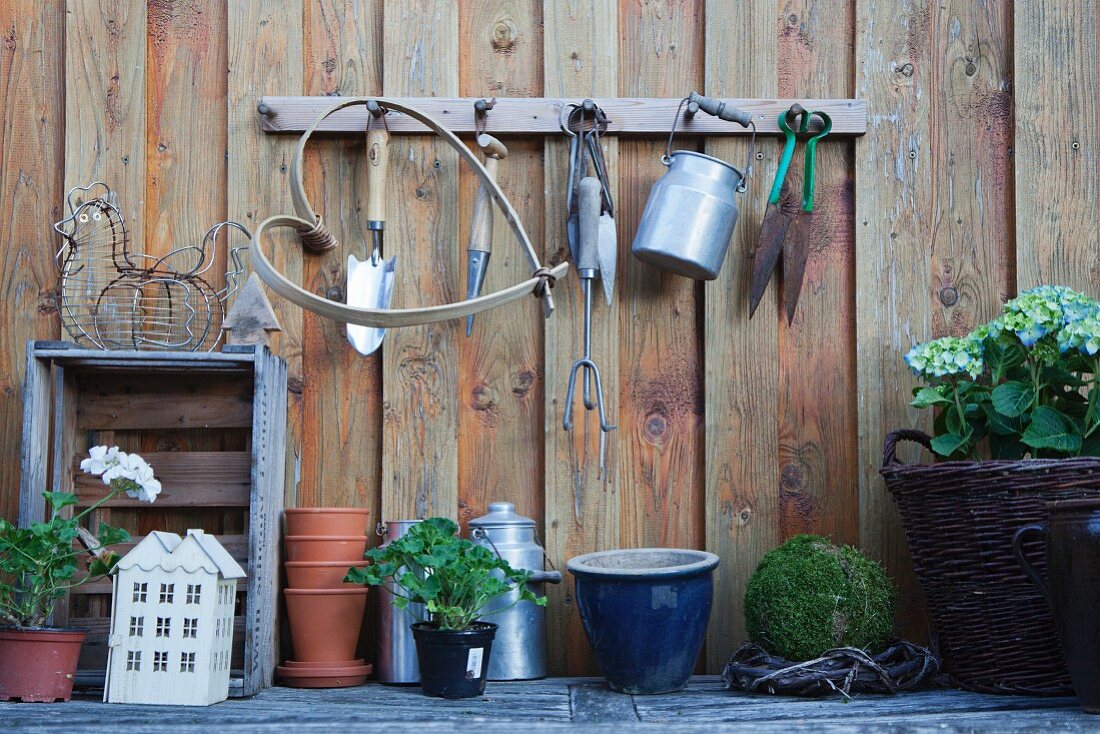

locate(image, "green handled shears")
[[748, 104, 833, 324]]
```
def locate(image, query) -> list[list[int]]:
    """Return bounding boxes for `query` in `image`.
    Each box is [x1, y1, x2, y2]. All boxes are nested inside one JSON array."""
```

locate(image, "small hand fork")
[[563, 177, 616, 476]]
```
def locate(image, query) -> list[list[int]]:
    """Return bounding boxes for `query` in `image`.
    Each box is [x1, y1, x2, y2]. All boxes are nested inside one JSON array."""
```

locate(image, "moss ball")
[[744, 534, 895, 662]]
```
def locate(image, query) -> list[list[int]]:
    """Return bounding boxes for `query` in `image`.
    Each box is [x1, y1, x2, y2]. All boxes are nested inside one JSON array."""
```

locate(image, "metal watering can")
[[631, 92, 756, 280], [468, 502, 562, 680], [375, 520, 425, 684]]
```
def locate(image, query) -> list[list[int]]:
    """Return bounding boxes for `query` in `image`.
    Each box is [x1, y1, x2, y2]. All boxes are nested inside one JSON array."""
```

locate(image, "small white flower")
[[126, 476, 161, 504], [80, 445, 120, 476]]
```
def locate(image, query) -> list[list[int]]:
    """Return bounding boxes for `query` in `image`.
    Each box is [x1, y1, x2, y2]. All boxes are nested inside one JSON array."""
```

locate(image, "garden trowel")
[[465, 134, 507, 337], [347, 125, 397, 356]]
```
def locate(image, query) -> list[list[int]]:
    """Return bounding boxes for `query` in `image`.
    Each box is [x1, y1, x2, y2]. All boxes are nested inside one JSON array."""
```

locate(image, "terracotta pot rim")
[[278, 664, 372, 676], [284, 560, 368, 568], [284, 535, 368, 542], [285, 508, 371, 516], [283, 658, 366, 667], [284, 587, 368, 596], [0, 628, 87, 642]]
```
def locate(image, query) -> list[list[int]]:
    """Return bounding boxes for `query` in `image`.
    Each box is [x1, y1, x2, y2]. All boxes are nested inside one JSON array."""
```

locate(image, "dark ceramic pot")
[[567, 548, 719, 694], [411, 622, 496, 699], [1014, 499, 1100, 713]]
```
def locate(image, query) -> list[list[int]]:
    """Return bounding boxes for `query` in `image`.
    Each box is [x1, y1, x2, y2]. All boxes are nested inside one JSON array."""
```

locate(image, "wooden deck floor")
[[3, 677, 1093, 732]]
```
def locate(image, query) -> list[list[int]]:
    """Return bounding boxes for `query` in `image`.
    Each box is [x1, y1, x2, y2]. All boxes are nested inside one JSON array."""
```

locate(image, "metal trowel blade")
[[346, 253, 397, 356], [597, 213, 616, 304]]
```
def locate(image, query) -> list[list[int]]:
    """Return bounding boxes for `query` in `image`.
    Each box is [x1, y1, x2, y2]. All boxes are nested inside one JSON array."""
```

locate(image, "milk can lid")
[[468, 501, 535, 529]]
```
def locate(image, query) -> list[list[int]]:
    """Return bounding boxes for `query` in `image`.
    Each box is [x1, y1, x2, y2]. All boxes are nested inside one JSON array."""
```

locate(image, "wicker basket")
[[881, 429, 1100, 696]]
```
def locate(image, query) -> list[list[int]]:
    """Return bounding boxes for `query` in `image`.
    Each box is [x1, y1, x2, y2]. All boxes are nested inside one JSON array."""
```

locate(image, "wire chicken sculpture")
[[53, 182, 249, 352]]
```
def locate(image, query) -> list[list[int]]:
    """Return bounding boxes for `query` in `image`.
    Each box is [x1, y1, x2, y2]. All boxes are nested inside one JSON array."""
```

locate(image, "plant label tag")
[[466, 647, 484, 679]]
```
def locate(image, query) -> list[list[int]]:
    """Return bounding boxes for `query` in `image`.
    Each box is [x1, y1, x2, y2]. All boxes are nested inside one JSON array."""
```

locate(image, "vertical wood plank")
[[300, 0, 384, 512], [543, 0, 619, 676], [617, 2, 705, 551], [775, 1, 859, 545], [457, 0, 545, 529], [855, 0, 934, 640], [381, 1, 461, 520], [146, 0, 229, 285], [64, 0, 146, 222], [704, 0, 780, 671], [930, 1, 1014, 332], [0, 2, 63, 521], [1015, 1, 1098, 290], [228, 0, 305, 512]]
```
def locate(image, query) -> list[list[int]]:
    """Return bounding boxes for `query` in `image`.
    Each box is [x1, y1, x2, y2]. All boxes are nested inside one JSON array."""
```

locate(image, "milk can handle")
[[663, 94, 756, 193], [471, 527, 561, 579]]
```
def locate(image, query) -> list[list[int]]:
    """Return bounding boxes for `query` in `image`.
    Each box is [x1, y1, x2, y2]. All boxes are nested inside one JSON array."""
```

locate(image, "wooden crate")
[[17, 341, 287, 698]]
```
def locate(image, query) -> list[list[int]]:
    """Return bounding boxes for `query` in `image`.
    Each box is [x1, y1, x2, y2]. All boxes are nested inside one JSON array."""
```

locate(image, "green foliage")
[[0, 492, 130, 628], [345, 517, 546, 630], [744, 535, 895, 662], [905, 286, 1100, 459]]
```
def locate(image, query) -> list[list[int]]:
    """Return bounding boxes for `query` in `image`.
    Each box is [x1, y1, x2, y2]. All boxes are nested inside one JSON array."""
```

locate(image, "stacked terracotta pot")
[[277, 508, 372, 688]]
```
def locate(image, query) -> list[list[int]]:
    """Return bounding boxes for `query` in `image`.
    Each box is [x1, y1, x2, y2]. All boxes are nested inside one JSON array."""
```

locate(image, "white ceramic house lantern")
[[104, 529, 246, 706]]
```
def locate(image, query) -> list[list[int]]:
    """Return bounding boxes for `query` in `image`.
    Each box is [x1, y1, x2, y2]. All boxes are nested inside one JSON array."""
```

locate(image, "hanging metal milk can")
[[469, 502, 562, 680], [376, 520, 425, 684], [631, 92, 756, 280]]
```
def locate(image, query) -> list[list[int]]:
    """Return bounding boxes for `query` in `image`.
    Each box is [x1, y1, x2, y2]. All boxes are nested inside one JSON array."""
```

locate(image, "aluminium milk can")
[[469, 502, 562, 680], [376, 520, 425, 684], [631, 150, 746, 280]]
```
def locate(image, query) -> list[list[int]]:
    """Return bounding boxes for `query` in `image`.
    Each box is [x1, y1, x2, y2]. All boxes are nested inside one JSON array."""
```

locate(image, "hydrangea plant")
[[0, 447, 160, 628], [905, 286, 1100, 459]]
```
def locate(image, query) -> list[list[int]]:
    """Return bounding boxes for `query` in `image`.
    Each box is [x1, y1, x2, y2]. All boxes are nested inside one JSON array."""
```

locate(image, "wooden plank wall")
[[1, 0, 1089, 674]]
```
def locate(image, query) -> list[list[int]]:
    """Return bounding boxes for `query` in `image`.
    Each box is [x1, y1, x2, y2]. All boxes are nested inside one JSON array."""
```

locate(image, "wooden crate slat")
[[75, 372, 254, 430], [72, 452, 252, 508]]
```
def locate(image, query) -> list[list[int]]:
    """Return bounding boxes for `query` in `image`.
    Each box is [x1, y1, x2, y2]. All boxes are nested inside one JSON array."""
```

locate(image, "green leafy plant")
[[906, 286, 1100, 459], [345, 517, 546, 631], [0, 447, 160, 628]]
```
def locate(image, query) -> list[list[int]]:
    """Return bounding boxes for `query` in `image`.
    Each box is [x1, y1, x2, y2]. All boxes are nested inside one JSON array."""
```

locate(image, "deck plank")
[[1, 678, 1088, 733]]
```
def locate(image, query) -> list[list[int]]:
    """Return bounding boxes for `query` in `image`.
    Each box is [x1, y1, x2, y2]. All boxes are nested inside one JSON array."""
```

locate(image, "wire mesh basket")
[[53, 182, 248, 352]]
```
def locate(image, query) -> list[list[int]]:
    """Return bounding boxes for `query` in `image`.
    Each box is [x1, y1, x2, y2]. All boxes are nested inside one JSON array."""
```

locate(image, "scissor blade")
[[749, 203, 792, 318], [782, 213, 812, 325]]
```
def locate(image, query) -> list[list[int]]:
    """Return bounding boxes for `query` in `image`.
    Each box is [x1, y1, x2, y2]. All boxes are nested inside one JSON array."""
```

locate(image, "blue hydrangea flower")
[[1001, 286, 1098, 347], [904, 335, 985, 379], [1058, 315, 1100, 356]]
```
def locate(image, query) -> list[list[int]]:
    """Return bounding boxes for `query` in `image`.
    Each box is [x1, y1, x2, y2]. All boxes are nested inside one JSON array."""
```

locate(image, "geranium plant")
[[346, 517, 546, 630], [0, 446, 160, 627], [905, 285, 1100, 459]]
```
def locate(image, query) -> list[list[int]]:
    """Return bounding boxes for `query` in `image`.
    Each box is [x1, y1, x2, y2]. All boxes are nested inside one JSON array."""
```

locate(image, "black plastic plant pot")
[[410, 622, 497, 699], [567, 549, 720, 695]]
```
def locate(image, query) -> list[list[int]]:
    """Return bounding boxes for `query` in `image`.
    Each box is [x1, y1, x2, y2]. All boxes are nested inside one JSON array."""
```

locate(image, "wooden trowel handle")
[[366, 127, 389, 225], [469, 134, 507, 254]]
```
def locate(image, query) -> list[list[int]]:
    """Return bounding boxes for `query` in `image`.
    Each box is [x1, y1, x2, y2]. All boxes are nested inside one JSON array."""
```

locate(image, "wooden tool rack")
[[17, 341, 287, 698], [256, 96, 867, 136]]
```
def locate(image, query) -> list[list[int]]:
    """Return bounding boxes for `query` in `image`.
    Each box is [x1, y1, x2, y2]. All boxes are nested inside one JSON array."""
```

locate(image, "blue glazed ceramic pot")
[[567, 548, 720, 694]]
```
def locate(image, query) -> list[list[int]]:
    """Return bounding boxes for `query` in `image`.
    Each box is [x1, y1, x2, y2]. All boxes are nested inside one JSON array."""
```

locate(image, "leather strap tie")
[[533, 267, 557, 299], [300, 215, 337, 252]]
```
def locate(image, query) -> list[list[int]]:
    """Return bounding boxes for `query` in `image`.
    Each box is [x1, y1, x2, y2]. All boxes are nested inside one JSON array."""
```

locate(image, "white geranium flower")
[[79, 445, 120, 476]]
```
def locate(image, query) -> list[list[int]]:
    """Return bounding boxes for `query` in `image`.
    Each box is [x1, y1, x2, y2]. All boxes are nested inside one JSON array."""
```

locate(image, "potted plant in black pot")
[[346, 517, 545, 699], [882, 285, 1100, 695], [0, 446, 159, 701]]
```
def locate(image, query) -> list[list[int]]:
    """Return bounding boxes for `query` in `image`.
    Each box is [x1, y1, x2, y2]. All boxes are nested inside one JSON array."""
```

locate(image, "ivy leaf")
[[992, 381, 1033, 418], [930, 432, 970, 457], [1022, 406, 1083, 455], [911, 387, 951, 409], [42, 491, 77, 512]]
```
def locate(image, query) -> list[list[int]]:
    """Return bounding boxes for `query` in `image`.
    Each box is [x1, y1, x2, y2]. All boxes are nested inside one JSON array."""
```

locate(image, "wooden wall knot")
[[491, 18, 517, 53], [511, 370, 535, 399], [470, 383, 497, 412]]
